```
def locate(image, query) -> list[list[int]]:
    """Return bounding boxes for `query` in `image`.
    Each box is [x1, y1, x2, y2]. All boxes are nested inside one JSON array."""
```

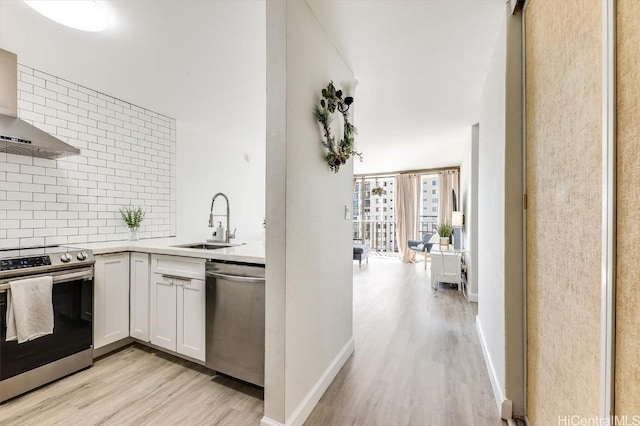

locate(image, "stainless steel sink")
[[173, 242, 234, 250]]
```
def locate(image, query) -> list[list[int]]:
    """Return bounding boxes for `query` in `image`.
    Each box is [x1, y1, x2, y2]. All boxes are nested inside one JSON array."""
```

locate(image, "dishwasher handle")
[[206, 271, 265, 283]]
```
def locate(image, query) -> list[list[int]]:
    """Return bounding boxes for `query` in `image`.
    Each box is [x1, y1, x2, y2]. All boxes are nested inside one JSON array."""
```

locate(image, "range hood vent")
[[0, 49, 80, 159]]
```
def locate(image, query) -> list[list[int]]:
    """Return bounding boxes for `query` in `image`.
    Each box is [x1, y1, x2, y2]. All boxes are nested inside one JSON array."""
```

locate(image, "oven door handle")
[[0, 267, 94, 292]]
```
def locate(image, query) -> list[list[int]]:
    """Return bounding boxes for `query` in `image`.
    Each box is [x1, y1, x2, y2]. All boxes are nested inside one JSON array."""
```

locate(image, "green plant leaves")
[[120, 205, 146, 229], [314, 81, 363, 173]]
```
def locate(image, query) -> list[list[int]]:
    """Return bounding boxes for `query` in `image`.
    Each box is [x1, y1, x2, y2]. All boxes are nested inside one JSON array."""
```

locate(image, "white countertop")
[[69, 238, 265, 264]]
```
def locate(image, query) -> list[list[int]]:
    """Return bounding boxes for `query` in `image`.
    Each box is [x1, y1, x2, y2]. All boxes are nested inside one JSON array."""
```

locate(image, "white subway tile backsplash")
[[34, 228, 57, 238], [33, 104, 58, 119], [8, 229, 33, 239], [68, 235, 89, 243], [20, 92, 45, 106], [46, 185, 68, 195], [33, 70, 55, 82], [45, 98, 68, 113], [2, 219, 20, 229], [7, 173, 32, 183], [21, 165, 46, 176], [20, 237, 45, 247], [7, 154, 33, 165], [34, 211, 56, 220], [45, 202, 68, 211], [58, 227, 78, 236], [20, 183, 44, 193], [46, 80, 68, 96], [0, 65, 176, 247], [21, 219, 45, 228], [20, 110, 45, 123], [34, 86, 57, 101], [7, 211, 32, 220], [58, 211, 79, 220], [21, 201, 45, 210], [21, 73, 45, 88], [45, 236, 67, 246], [7, 192, 32, 201], [0, 163, 20, 173]]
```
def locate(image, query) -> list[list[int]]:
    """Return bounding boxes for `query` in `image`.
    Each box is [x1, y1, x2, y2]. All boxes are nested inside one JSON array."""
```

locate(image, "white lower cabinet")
[[150, 255, 206, 361], [129, 252, 150, 341], [94, 252, 130, 349], [150, 272, 178, 351], [176, 277, 206, 359]]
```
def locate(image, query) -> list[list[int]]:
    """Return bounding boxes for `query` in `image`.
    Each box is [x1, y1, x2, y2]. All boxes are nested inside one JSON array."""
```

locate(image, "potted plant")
[[371, 186, 384, 196], [120, 205, 146, 241], [437, 222, 453, 249]]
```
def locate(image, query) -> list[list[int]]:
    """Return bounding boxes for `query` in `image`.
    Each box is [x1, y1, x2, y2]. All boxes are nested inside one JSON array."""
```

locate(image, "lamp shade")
[[340, 78, 359, 98], [452, 211, 463, 227]]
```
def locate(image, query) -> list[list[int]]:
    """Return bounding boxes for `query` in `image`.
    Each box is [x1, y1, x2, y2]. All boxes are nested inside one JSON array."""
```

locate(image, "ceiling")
[[0, 0, 504, 175], [307, 0, 505, 174], [0, 0, 265, 132]]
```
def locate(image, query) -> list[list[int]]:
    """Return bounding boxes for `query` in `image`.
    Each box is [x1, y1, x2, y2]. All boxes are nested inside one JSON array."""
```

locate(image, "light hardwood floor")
[[305, 257, 504, 426], [0, 345, 263, 425], [0, 257, 502, 426]]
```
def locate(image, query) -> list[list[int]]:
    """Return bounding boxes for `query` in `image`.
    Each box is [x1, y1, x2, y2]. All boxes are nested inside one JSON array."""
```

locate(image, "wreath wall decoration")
[[313, 81, 362, 173]]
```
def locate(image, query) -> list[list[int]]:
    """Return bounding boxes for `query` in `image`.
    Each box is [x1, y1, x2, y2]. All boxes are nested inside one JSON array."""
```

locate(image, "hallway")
[[305, 258, 503, 426]]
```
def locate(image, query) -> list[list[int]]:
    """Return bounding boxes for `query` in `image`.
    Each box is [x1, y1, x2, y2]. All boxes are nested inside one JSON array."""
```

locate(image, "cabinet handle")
[[206, 272, 265, 283], [161, 274, 191, 283]]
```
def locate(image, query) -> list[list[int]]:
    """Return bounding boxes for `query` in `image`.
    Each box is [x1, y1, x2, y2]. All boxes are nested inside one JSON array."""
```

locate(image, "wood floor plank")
[[304, 258, 505, 426], [0, 345, 263, 426]]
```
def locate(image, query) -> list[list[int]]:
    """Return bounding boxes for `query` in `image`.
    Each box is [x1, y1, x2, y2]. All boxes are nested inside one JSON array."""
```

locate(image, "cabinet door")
[[150, 272, 177, 352], [130, 253, 150, 342], [431, 253, 461, 286], [176, 278, 205, 361], [94, 253, 130, 349]]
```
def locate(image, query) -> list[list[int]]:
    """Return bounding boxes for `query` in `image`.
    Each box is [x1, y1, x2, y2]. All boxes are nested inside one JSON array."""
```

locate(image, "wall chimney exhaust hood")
[[0, 48, 80, 159]]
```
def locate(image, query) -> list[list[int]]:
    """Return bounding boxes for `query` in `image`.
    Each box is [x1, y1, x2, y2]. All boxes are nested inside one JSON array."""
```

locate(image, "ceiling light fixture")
[[24, 1, 108, 32]]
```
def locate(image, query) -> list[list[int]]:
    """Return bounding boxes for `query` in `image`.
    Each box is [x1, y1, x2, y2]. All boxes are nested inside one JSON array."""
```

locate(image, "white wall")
[[478, 15, 507, 414], [460, 123, 479, 301], [265, 0, 354, 424], [176, 119, 265, 243], [476, 5, 524, 419], [1, 65, 176, 247], [175, 1, 266, 243]]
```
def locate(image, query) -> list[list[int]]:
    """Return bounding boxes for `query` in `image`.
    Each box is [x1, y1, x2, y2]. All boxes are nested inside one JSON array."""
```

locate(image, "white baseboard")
[[260, 417, 285, 426], [468, 292, 478, 302], [476, 316, 512, 420], [286, 337, 355, 426]]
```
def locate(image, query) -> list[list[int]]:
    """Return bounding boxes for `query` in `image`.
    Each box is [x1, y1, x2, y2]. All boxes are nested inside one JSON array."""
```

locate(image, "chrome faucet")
[[209, 192, 236, 243]]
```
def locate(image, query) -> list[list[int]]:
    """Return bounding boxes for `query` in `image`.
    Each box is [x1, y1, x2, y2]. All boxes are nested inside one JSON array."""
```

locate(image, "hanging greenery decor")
[[313, 81, 362, 173], [371, 186, 384, 196]]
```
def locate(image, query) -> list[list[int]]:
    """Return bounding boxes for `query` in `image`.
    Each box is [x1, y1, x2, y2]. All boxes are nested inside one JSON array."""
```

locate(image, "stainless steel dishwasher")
[[205, 260, 265, 387]]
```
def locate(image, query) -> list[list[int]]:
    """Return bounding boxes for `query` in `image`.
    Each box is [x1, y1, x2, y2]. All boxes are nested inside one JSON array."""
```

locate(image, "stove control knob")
[[60, 253, 71, 263], [77, 251, 87, 261]]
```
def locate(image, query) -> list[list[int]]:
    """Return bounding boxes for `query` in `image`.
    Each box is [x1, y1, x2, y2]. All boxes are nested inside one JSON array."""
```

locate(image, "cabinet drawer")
[[151, 254, 205, 280]]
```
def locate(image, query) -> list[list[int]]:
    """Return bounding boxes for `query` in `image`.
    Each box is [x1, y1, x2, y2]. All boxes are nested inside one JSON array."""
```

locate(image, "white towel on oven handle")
[[6, 276, 54, 343]]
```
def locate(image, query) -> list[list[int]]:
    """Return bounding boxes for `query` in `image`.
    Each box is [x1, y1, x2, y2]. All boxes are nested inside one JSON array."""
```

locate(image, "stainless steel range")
[[0, 245, 95, 402]]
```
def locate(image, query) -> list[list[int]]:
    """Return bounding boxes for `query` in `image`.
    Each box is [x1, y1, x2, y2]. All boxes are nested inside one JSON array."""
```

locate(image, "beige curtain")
[[437, 170, 459, 227], [396, 173, 420, 263]]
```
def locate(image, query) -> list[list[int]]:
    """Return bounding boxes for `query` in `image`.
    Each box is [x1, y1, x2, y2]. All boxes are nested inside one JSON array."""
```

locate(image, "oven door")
[[0, 267, 93, 381]]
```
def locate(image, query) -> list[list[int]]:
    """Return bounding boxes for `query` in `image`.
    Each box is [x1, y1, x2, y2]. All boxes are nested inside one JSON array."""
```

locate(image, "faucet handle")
[[229, 228, 237, 240]]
